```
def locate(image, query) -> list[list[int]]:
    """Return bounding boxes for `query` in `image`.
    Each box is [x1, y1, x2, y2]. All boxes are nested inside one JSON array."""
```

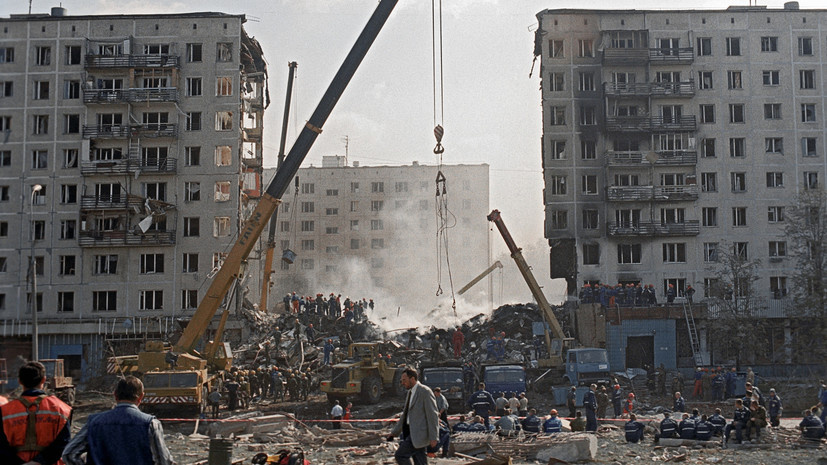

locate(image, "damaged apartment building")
[[0, 7, 268, 382]]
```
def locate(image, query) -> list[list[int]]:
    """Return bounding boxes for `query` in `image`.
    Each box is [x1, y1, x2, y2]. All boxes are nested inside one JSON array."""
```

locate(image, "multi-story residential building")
[[259, 157, 491, 312], [535, 4, 826, 303], [0, 8, 267, 380]]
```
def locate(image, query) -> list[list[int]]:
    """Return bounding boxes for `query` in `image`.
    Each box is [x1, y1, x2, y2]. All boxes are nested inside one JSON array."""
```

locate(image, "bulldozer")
[[320, 342, 406, 404], [40, 359, 75, 406]]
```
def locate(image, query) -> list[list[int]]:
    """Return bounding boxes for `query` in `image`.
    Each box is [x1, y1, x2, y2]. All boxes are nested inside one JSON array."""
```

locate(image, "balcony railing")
[[79, 229, 176, 247], [83, 88, 179, 104], [607, 185, 699, 201], [604, 80, 695, 98], [648, 47, 694, 63], [607, 220, 700, 236], [80, 157, 178, 175], [651, 81, 695, 97], [85, 54, 180, 69], [132, 124, 177, 138], [602, 48, 650, 64], [80, 195, 144, 211], [605, 115, 696, 132], [82, 124, 131, 138], [606, 150, 697, 166]]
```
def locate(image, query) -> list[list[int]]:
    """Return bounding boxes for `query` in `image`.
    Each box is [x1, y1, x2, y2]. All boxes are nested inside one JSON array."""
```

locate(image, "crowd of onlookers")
[[579, 282, 696, 306]]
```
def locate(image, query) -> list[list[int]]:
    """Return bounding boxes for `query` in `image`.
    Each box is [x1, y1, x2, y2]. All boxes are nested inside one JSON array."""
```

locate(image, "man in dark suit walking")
[[387, 367, 440, 465]]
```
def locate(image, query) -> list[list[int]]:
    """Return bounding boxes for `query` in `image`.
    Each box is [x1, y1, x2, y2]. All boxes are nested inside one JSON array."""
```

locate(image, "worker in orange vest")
[[0, 361, 72, 465]]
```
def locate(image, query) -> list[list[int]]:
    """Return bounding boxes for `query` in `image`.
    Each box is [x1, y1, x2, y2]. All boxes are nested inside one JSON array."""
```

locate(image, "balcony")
[[83, 124, 131, 139], [650, 81, 695, 98], [242, 127, 262, 142], [83, 88, 179, 104], [604, 80, 695, 99], [606, 150, 697, 167], [132, 123, 177, 138], [606, 185, 698, 201], [80, 195, 144, 211], [80, 157, 177, 176], [602, 48, 650, 65], [607, 220, 700, 236], [648, 47, 694, 64], [605, 115, 696, 133], [85, 54, 180, 69], [79, 229, 176, 247]]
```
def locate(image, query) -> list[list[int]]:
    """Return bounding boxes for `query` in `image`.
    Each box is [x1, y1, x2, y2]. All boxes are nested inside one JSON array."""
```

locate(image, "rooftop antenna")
[[29, 0, 32, 14], [341, 135, 349, 158]]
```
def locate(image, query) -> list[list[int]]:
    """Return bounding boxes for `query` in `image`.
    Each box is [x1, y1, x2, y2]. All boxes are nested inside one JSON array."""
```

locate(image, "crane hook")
[[433, 125, 444, 154]]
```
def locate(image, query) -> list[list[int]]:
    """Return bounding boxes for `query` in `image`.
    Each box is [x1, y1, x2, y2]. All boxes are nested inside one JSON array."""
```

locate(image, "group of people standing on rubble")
[[580, 282, 696, 306], [206, 365, 314, 418], [283, 291, 375, 323]]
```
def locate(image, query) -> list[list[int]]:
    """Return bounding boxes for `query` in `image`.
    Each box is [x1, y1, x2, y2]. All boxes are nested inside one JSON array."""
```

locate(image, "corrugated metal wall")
[[606, 319, 676, 371]]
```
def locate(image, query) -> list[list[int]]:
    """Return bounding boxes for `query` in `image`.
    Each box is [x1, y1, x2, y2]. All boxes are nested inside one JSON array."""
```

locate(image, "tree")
[[706, 242, 765, 369], [784, 187, 827, 361]]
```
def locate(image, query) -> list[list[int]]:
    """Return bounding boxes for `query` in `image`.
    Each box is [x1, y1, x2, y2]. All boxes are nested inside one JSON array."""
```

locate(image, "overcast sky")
[[4, 0, 822, 306]]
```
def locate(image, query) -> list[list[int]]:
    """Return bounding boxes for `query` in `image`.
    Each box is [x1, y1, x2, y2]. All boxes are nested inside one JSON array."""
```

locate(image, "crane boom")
[[458, 261, 502, 295], [175, 0, 399, 354]]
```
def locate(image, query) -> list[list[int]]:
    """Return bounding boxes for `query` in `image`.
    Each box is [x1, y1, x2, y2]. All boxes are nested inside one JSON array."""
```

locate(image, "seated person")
[[452, 414, 472, 432], [426, 419, 451, 458], [694, 414, 714, 441], [799, 409, 826, 440], [542, 409, 562, 434], [678, 413, 696, 439], [654, 412, 678, 442], [569, 411, 586, 432], [466, 415, 488, 432], [521, 408, 542, 433], [708, 408, 727, 436], [724, 399, 750, 445], [745, 399, 767, 442], [624, 413, 645, 443], [493, 408, 521, 436]]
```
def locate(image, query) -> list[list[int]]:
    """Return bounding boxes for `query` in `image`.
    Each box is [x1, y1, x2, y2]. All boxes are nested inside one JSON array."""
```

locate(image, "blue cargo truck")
[[480, 364, 526, 398]]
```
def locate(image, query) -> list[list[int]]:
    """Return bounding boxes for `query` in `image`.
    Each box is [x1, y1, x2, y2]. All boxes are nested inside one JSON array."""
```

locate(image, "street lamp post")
[[30, 184, 42, 361]]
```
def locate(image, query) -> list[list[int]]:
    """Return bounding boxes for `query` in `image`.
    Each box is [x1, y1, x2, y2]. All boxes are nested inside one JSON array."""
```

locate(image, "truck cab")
[[480, 364, 526, 399], [420, 361, 465, 413], [564, 348, 610, 386]]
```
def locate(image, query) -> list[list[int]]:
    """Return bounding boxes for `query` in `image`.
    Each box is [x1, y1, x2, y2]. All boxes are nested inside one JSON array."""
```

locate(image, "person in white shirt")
[[330, 400, 344, 429]]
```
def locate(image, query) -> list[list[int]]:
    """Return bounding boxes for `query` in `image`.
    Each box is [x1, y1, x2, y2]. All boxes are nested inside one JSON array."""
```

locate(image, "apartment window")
[[549, 40, 564, 58], [32, 150, 48, 169], [578, 39, 593, 57], [371, 182, 384, 193], [0, 47, 15, 63], [142, 112, 168, 130], [300, 239, 314, 251], [64, 80, 79, 99], [0, 223, 5, 236], [139, 290, 163, 311], [58, 255, 76, 276], [549, 175, 566, 195], [798, 37, 813, 56], [182, 217, 199, 237], [579, 106, 596, 125], [0, 186, 7, 202], [760, 36, 778, 52], [766, 172, 784, 188], [578, 73, 594, 91], [371, 238, 385, 249], [696, 37, 712, 56], [33, 115, 48, 135], [187, 43, 202, 62], [802, 138, 817, 157], [186, 147, 201, 166], [212, 253, 227, 270], [215, 146, 231, 166], [801, 103, 816, 122], [325, 207, 339, 215], [800, 70, 815, 89], [184, 182, 200, 201], [729, 138, 746, 158], [349, 201, 359, 213], [182, 253, 198, 273], [581, 140, 596, 160], [582, 243, 599, 265], [764, 103, 782, 120], [0, 81, 11, 97], [299, 201, 314, 213], [33, 80, 49, 100], [768, 206, 785, 223], [663, 243, 686, 263], [214, 181, 230, 202], [550, 210, 567, 230], [350, 239, 360, 250], [702, 139, 716, 158], [216, 77, 233, 96], [703, 243, 718, 262], [140, 253, 164, 274], [701, 172, 717, 192], [703, 278, 719, 298], [614, 174, 639, 187], [35, 46, 51, 65], [186, 77, 202, 96], [182, 290, 198, 310], [300, 220, 314, 232], [0, 150, 10, 166], [699, 104, 715, 123], [583, 209, 599, 229], [729, 104, 745, 123], [57, 292, 74, 313], [93, 291, 117, 312], [734, 242, 749, 259], [725, 37, 741, 56], [349, 220, 359, 231], [394, 182, 408, 193], [214, 217, 231, 237], [657, 38, 680, 56], [581, 175, 598, 194], [550, 106, 565, 125], [770, 277, 788, 298], [59, 220, 76, 239], [548, 141, 566, 161], [732, 207, 747, 226], [762, 70, 780, 86], [350, 182, 359, 193], [804, 172, 819, 189], [617, 244, 641, 264], [143, 182, 166, 201], [370, 219, 384, 231], [301, 183, 315, 194], [727, 71, 742, 89], [549, 72, 564, 91], [765, 138, 783, 154], [60, 184, 77, 203], [702, 207, 717, 227], [769, 241, 787, 258], [698, 71, 713, 89], [63, 114, 79, 134], [215, 111, 233, 130], [216, 43, 232, 62], [31, 220, 45, 241], [731, 173, 747, 192], [370, 200, 384, 212], [94, 255, 118, 275]]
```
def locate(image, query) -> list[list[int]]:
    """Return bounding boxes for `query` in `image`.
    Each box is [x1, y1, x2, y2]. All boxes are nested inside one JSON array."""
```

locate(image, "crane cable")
[[431, 0, 456, 315]]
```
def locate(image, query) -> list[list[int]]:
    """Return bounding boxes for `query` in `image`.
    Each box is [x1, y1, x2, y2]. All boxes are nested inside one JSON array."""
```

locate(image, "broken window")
[[215, 146, 232, 166], [213, 217, 231, 237], [215, 111, 233, 131], [214, 181, 230, 202]]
